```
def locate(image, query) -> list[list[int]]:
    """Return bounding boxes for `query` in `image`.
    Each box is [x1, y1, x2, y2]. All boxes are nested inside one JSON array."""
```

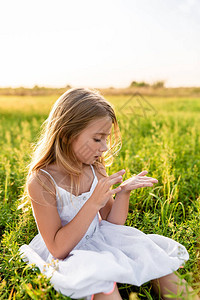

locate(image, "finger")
[[150, 178, 158, 183], [120, 176, 141, 186], [109, 186, 121, 195], [132, 182, 154, 189], [140, 183, 154, 188], [137, 177, 158, 183], [135, 179, 158, 186], [108, 175, 123, 187], [137, 170, 148, 176], [109, 169, 126, 179], [120, 177, 147, 186]]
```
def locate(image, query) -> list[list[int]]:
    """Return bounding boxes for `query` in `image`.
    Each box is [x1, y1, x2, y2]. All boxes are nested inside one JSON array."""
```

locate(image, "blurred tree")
[[152, 80, 165, 88], [129, 81, 149, 87]]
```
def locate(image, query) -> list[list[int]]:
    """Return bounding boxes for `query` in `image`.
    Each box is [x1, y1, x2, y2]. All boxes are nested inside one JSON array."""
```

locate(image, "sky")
[[0, 0, 200, 88]]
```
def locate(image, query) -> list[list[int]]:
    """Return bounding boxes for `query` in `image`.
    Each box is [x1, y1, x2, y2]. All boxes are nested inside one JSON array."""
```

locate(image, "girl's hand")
[[119, 170, 158, 192], [91, 169, 126, 209]]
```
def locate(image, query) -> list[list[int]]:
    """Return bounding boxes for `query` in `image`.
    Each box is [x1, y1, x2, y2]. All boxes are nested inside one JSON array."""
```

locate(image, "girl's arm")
[[106, 190, 131, 225], [96, 166, 130, 225], [28, 169, 124, 260]]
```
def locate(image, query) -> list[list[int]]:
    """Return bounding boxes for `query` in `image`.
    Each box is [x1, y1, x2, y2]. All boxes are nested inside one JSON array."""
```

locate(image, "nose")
[[99, 140, 108, 152]]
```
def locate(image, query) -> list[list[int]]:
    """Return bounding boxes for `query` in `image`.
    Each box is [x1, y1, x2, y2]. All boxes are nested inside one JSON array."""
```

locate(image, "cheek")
[[71, 137, 82, 154], [87, 140, 100, 153], [73, 137, 95, 154]]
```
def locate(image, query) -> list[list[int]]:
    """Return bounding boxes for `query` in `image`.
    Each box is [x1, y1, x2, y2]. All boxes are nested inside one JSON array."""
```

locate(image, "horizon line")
[[0, 84, 200, 89]]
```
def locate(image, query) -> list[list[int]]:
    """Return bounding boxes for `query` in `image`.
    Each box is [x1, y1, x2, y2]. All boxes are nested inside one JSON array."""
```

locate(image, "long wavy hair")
[[22, 88, 122, 205]]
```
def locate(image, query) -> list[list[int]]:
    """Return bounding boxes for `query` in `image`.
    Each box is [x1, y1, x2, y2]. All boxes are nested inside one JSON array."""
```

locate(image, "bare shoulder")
[[27, 170, 57, 207]]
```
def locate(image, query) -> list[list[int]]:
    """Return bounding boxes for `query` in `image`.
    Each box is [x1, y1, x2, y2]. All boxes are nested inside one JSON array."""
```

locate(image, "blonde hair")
[[23, 88, 121, 204]]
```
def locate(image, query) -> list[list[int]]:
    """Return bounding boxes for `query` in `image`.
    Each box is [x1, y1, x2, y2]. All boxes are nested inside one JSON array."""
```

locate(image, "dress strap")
[[90, 165, 96, 178], [40, 169, 58, 187]]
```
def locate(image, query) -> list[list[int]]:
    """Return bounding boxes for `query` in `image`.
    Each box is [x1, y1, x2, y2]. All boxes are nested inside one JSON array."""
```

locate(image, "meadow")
[[0, 93, 199, 299]]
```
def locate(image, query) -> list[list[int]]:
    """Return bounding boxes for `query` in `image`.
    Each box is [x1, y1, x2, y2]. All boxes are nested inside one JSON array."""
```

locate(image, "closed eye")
[[94, 138, 101, 142]]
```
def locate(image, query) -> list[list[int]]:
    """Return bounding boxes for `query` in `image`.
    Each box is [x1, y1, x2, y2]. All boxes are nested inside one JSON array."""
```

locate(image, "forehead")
[[86, 117, 112, 134]]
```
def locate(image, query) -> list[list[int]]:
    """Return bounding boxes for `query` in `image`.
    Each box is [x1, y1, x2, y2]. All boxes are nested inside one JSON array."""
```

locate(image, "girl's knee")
[[102, 282, 117, 295], [93, 283, 122, 299]]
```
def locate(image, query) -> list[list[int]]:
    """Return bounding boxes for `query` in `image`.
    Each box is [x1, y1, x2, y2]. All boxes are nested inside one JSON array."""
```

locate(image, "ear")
[[59, 132, 67, 144], [62, 134, 76, 145]]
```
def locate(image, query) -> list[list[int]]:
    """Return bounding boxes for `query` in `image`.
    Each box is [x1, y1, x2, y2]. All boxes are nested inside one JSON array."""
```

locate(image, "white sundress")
[[19, 164, 189, 300]]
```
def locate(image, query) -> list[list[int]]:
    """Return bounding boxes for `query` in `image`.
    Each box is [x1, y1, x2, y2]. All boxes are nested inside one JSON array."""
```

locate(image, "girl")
[[19, 88, 198, 300]]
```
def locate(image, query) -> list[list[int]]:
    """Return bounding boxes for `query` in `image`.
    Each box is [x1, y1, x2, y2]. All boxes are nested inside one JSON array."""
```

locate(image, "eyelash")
[[93, 137, 110, 143]]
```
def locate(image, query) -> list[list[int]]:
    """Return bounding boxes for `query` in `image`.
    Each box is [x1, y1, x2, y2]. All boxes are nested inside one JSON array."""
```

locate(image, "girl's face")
[[72, 116, 112, 165]]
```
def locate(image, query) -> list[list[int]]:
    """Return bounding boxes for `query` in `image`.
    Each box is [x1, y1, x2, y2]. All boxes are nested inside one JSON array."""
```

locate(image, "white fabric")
[[19, 165, 189, 299]]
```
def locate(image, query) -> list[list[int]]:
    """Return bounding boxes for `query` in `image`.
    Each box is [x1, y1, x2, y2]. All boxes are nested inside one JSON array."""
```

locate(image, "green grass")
[[0, 94, 199, 299]]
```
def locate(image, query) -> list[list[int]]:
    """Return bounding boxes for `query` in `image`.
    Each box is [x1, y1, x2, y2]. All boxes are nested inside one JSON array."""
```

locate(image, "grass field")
[[0, 94, 199, 299]]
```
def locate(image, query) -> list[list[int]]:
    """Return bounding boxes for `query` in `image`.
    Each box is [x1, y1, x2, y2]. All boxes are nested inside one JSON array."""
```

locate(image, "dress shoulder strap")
[[90, 164, 96, 178], [40, 169, 58, 187]]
